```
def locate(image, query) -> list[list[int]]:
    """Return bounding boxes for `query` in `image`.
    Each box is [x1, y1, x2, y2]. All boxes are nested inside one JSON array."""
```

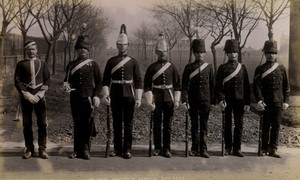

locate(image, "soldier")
[[253, 40, 290, 158], [14, 40, 50, 159], [102, 24, 143, 159], [181, 39, 214, 158], [144, 32, 181, 158], [215, 39, 250, 157], [64, 33, 102, 160]]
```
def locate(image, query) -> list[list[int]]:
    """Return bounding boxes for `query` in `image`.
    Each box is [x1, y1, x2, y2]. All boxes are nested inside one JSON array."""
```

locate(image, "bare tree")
[[14, 0, 37, 58], [222, 0, 262, 62], [134, 21, 155, 61], [150, 0, 210, 63], [254, 0, 290, 40], [201, 0, 231, 73], [0, 0, 24, 79], [29, 0, 90, 74]]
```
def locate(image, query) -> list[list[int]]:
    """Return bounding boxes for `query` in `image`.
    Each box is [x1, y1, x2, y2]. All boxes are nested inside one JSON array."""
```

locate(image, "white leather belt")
[[153, 84, 173, 89], [111, 80, 133, 84]]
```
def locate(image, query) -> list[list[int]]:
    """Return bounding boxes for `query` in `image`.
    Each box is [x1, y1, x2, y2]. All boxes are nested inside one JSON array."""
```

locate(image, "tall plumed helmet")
[[224, 39, 239, 53], [191, 39, 206, 53], [262, 40, 277, 54], [116, 24, 129, 44], [156, 32, 168, 52], [74, 35, 90, 50], [24, 40, 37, 49]]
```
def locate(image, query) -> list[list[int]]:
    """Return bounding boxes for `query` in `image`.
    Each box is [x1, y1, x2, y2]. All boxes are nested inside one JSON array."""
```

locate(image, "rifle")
[[105, 105, 111, 158], [89, 106, 97, 153], [13, 100, 21, 121], [221, 110, 225, 157], [258, 112, 263, 156], [149, 111, 154, 157], [185, 110, 189, 157]]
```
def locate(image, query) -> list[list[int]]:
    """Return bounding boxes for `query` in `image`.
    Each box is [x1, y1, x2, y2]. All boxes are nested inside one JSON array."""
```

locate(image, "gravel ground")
[[1, 73, 300, 148]]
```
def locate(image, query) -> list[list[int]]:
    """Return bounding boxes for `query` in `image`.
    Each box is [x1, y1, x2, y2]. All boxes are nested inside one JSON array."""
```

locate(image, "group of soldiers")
[[14, 23, 290, 160]]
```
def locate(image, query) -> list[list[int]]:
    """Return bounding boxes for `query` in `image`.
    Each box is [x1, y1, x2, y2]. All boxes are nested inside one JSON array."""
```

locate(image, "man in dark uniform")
[[181, 39, 214, 158], [102, 24, 143, 159], [253, 40, 290, 158], [215, 39, 250, 157], [15, 40, 50, 159], [64, 33, 102, 160], [144, 32, 181, 158]]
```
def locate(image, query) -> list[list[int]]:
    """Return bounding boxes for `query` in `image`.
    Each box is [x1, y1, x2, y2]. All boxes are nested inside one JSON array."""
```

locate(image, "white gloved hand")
[[257, 100, 266, 111], [174, 101, 180, 110], [135, 99, 141, 108], [93, 96, 100, 107], [182, 102, 190, 111], [244, 105, 250, 112], [219, 101, 227, 111], [282, 103, 289, 110], [151, 103, 156, 111], [27, 93, 39, 104], [103, 96, 111, 105], [63, 82, 74, 92], [35, 90, 45, 99]]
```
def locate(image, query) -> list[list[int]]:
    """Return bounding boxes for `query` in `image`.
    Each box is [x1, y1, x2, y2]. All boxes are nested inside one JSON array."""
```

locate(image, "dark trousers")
[[70, 95, 93, 153], [153, 101, 174, 152], [262, 103, 282, 150], [189, 102, 210, 153], [21, 97, 47, 151], [224, 100, 244, 150], [111, 96, 135, 153]]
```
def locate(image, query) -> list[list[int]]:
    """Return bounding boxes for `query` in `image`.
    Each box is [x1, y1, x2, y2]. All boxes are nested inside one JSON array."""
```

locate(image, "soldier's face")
[[227, 52, 238, 60], [194, 52, 205, 60], [265, 53, 277, 62], [26, 45, 38, 58], [77, 48, 89, 59], [155, 50, 167, 60], [117, 43, 128, 54]]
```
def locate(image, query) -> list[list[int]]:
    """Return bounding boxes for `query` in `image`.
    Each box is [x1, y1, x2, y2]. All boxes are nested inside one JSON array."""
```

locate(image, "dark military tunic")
[[144, 59, 180, 152], [64, 57, 102, 154], [102, 54, 142, 154], [181, 60, 214, 153], [215, 60, 250, 151], [253, 61, 290, 150], [15, 58, 50, 152]]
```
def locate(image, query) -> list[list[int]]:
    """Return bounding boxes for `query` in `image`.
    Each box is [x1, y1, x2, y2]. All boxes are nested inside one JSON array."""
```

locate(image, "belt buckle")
[[162, 85, 167, 89]]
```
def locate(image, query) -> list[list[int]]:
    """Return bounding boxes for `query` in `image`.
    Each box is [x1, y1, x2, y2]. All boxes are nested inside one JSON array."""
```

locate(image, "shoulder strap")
[[71, 59, 93, 75], [189, 62, 209, 79], [222, 63, 242, 85], [262, 62, 279, 79], [111, 57, 131, 75], [152, 62, 171, 81]]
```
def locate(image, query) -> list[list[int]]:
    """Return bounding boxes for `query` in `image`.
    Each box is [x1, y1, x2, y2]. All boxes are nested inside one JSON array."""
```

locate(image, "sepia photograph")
[[0, 0, 299, 179]]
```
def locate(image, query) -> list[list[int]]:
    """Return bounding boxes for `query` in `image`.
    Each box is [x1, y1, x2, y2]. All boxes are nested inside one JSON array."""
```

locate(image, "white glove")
[[244, 105, 250, 112], [182, 102, 190, 111], [282, 103, 289, 110], [63, 82, 74, 92], [103, 96, 111, 105], [174, 101, 180, 109], [22, 91, 39, 104], [150, 103, 156, 111], [257, 100, 266, 111], [135, 99, 141, 108], [35, 90, 45, 99], [93, 96, 100, 107], [219, 101, 227, 111]]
